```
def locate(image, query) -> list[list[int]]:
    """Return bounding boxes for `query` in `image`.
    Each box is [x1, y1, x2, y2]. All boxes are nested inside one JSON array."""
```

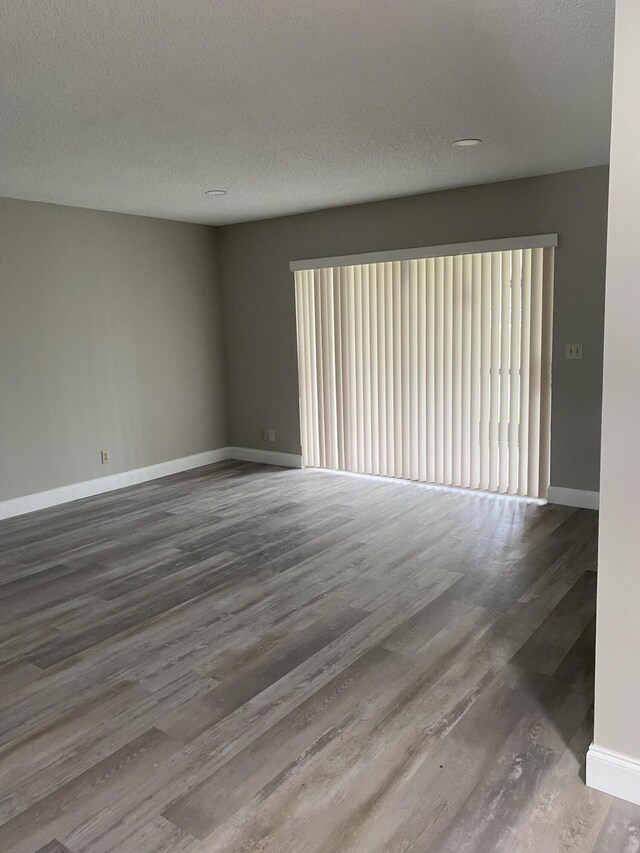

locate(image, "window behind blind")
[[293, 239, 555, 499]]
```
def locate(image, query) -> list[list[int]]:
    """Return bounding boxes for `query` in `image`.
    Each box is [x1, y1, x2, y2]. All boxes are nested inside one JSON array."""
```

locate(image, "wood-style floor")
[[0, 460, 637, 852]]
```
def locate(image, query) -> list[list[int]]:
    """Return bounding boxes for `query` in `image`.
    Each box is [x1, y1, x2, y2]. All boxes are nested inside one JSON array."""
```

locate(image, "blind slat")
[[435, 257, 445, 484], [409, 260, 420, 482], [391, 262, 402, 477], [376, 264, 387, 475], [519, 249, 532, 496], [362, 265, 372, 474], [452, 256, 463, 487], [426, 258, 437, 483], [385, 263, 395, 475], [443, 256, 454, 486], [369, 264, 379, 476], [308, 270, 321, 467], [528, 248, 544, 497], [461, 254, 473, 488], [489, 252, 501, 492], [479, 253, 492, 491], [508, 251, 522, 495], [538, 248, 555, 497], [346, 267, 358, 472], [470, 254, 482, 490], [417, 259, 428, 483], [401, 261, 412, 480], [498, 251, 511, 493]]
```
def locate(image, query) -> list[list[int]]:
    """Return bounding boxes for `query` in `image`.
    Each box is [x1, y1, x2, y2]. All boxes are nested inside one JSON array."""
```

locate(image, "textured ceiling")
[[0, 0, 614, 225]]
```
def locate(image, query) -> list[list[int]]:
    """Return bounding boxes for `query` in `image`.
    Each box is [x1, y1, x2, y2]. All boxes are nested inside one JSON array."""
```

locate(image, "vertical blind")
[[293, 240, 555, 499]]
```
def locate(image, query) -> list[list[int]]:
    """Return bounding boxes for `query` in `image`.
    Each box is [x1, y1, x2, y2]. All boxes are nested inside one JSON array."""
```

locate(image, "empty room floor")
[[0, 461, 638, 852]]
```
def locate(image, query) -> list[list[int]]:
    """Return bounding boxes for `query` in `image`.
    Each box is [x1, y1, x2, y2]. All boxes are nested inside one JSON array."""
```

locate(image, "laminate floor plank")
[[0, 462, 635, 852], [34, 842, 75, 853]]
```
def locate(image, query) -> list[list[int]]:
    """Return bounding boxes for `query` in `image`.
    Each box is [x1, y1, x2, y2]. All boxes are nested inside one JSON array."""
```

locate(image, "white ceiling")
[[0, 0, 614, 226]]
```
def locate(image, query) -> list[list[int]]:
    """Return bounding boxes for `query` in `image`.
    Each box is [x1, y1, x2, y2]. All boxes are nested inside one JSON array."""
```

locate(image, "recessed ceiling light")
[[205, 189, 227, 196], [453, 138, 483, 148]]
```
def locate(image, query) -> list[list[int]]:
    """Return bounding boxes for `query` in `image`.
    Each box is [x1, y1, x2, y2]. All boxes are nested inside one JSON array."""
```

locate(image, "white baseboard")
[[227, 446, 303, 469], [0, 446, 303, 521], [0, 448, 229, 521], [547, 486, 600, 510], [587, 744, 640, 806]]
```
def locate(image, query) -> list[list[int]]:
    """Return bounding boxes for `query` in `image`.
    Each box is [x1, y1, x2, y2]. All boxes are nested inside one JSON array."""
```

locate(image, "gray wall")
[[0, 197, 227, 501], [0, 166, 608, 502], [219, 166, 608, 492]]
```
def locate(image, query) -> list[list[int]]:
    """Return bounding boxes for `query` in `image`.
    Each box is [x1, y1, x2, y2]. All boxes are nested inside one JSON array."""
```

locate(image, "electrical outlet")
[[566, 343, 583, 360], [259, 429, 266, 441], [100, 449, 110, 464], [268, 429, 276, 442]]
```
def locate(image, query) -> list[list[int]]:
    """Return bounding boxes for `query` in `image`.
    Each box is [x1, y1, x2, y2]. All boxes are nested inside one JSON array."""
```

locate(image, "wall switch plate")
[[566, 343, 583, 360], [100, 449, 110, 464], [268, 429, 276, 442]]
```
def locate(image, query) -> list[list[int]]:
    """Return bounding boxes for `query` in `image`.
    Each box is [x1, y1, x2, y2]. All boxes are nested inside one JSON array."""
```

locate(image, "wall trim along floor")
[[1, 450, 596, 521], [587, 744, 640, 806], [0, 449, 229, 521], [547, 486, 600, 510], [226, 446, 303, 469], [0, 447, 303, 521]]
